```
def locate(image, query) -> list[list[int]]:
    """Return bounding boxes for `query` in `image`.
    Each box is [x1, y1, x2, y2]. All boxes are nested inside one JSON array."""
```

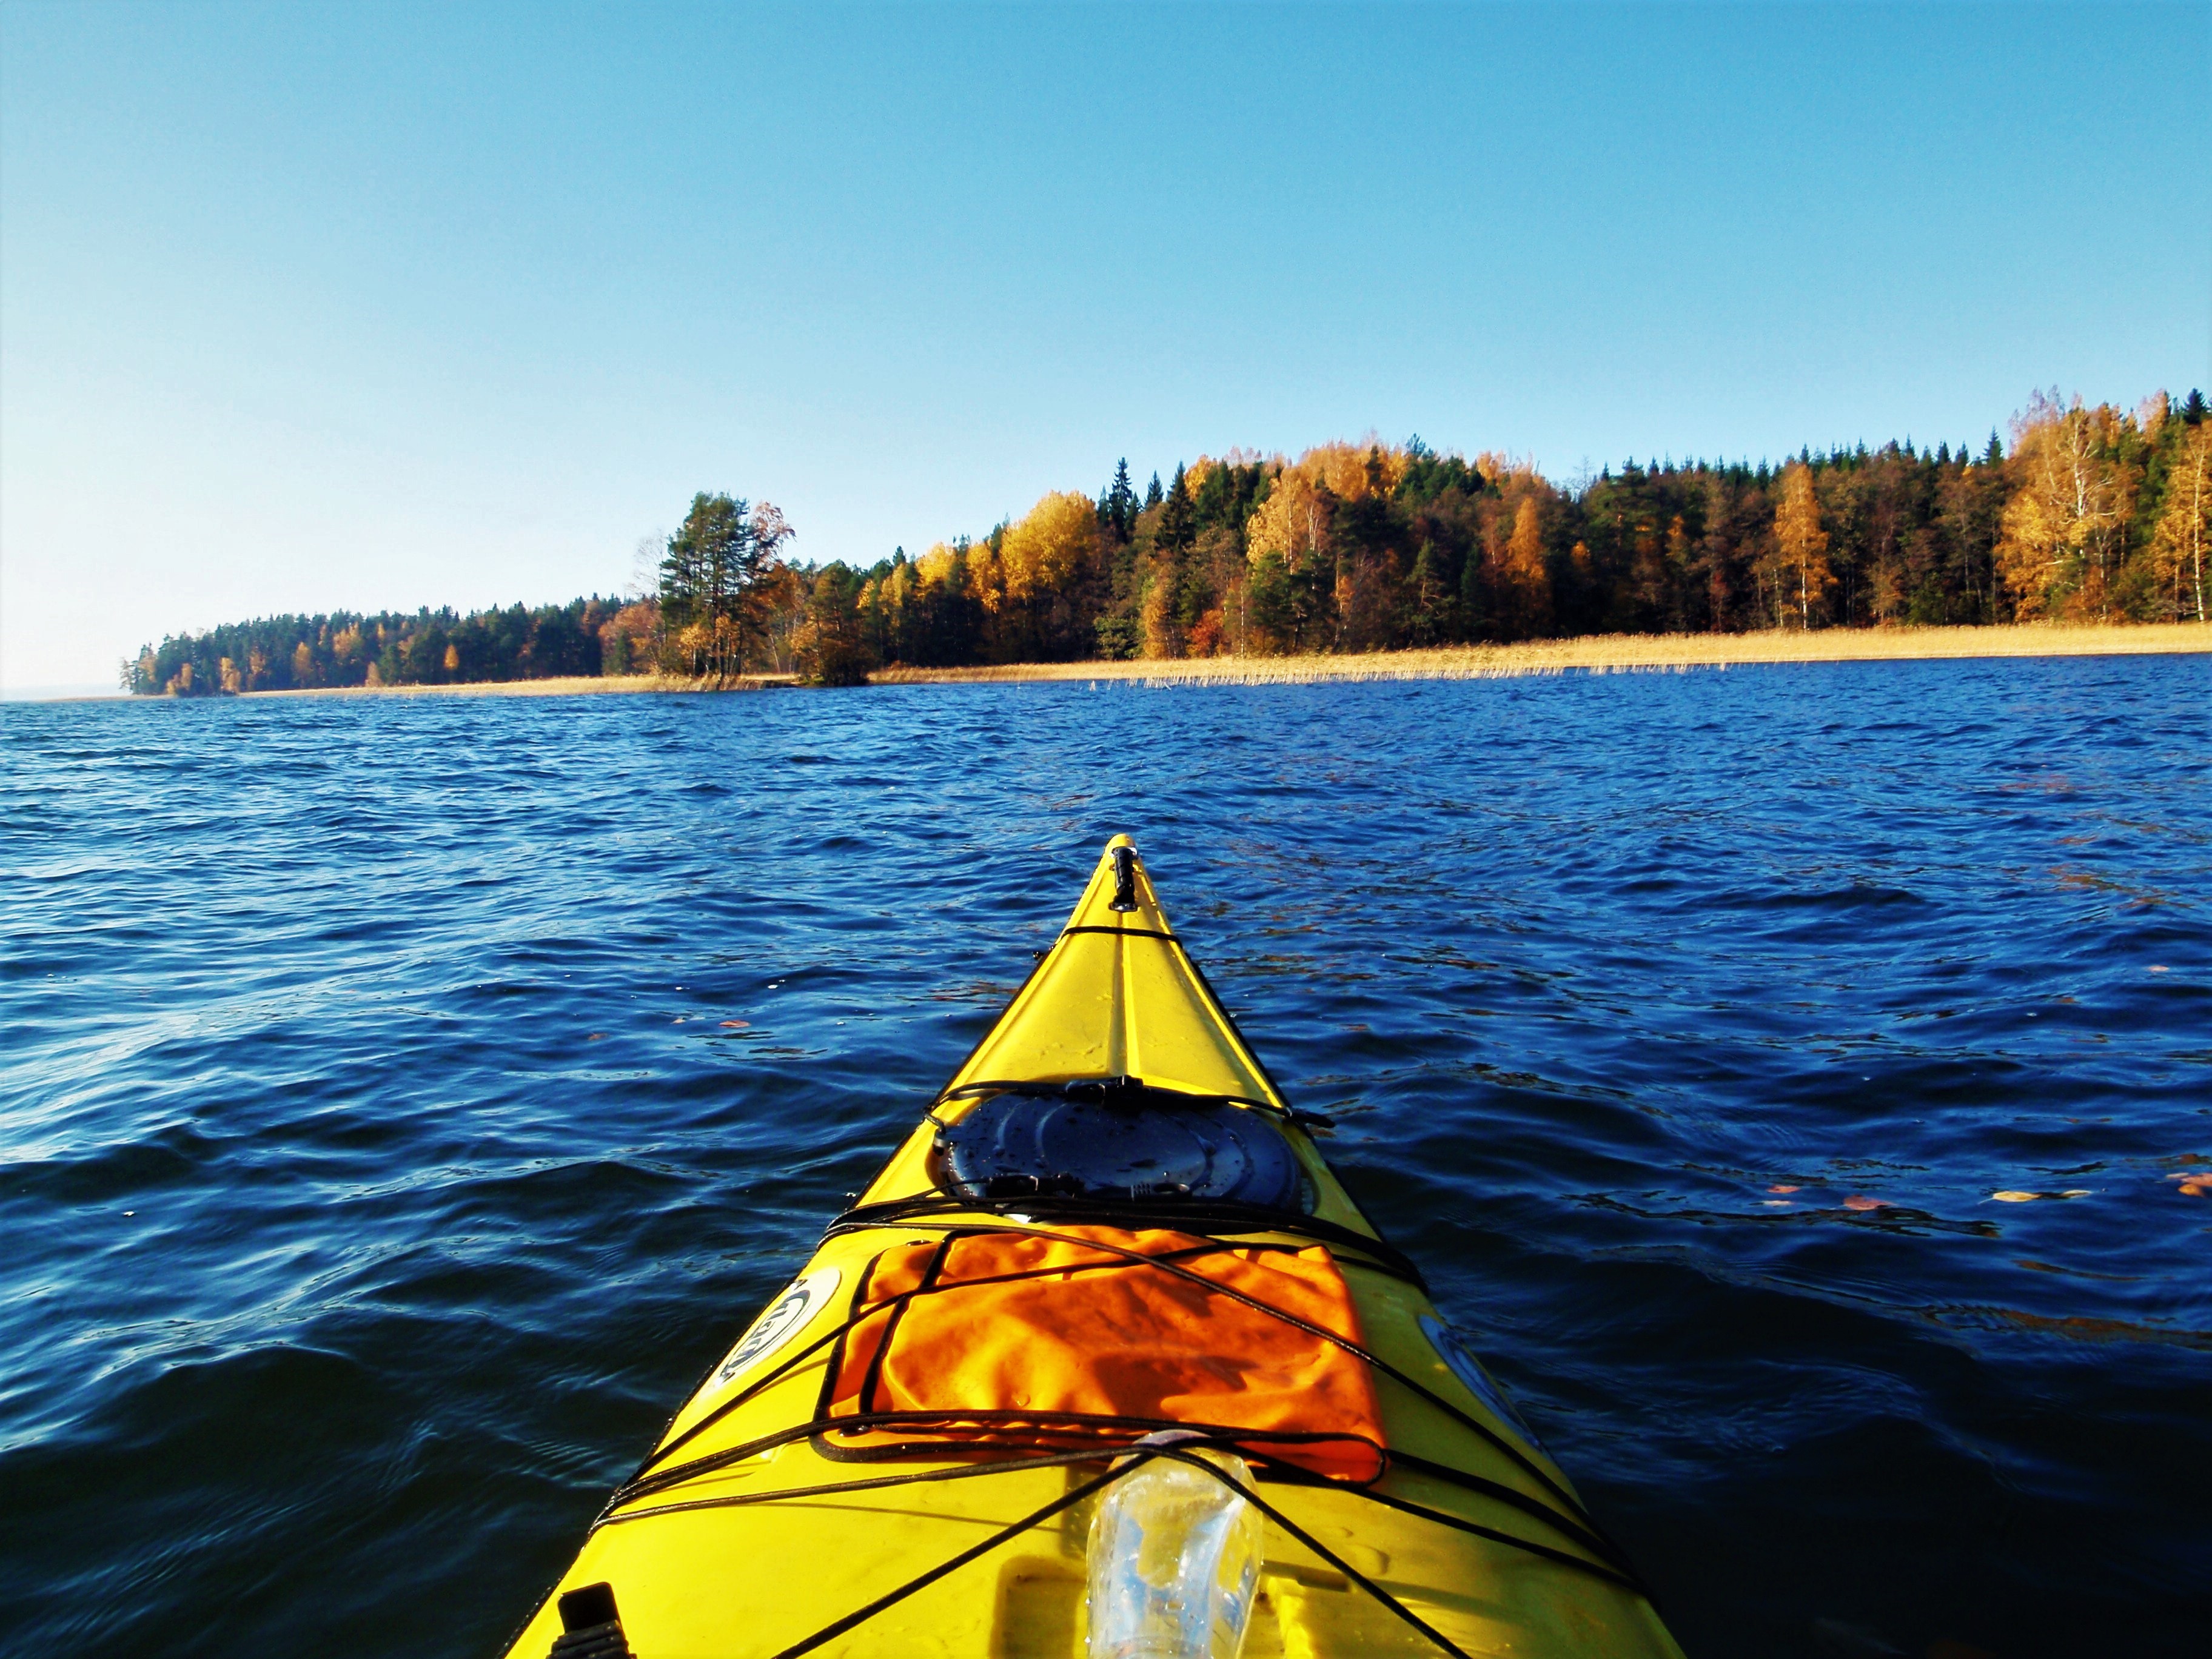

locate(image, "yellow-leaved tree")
[[1770, 462, 1833, 629], [1245, 468, 1330, 574], [999, 491, 1099, 609], [980, 491, 1100, 659], [1994, 394, 2133, 620], [1500, 494, 1553, 638]]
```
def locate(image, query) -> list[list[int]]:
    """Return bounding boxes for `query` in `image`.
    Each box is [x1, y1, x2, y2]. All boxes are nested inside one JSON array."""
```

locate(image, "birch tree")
[[1771, 462, 1832, 628]]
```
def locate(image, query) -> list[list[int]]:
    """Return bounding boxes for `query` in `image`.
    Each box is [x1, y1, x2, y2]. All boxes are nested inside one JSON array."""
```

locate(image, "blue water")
[[3, 658, 2208, 1659]]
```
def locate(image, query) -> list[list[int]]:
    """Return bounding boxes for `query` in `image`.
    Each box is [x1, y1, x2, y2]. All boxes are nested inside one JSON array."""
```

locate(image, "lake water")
[[3, 657, 2207, 1659]]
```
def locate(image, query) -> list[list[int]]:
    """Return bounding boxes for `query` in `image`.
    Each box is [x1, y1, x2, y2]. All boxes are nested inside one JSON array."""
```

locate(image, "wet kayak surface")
[[2, 654, 2207, 1658]]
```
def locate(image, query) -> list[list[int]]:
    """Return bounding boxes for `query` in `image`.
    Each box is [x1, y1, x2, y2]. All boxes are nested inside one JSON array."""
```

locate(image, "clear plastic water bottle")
[[1086, 1435, 1265, 1659]]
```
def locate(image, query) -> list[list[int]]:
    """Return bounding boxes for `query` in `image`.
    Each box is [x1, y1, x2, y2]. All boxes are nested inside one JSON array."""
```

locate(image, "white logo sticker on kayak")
[[716, 1267, 841, 1386], [1419, 1314, 1543, 1452]]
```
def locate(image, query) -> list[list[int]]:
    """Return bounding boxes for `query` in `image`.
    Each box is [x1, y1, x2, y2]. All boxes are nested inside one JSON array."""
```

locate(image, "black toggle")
[[552, 1582, 634, 1658], [1109, 845, 1139, 911]]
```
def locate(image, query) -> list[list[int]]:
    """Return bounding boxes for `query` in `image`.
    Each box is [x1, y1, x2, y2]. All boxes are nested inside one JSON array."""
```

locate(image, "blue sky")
[[4, 2, 2206, 689]]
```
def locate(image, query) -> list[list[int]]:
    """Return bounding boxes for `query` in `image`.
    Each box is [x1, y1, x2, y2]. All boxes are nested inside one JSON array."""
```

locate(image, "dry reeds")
[[240, 624, 2206, 699], [870, 623, 2211, 688]]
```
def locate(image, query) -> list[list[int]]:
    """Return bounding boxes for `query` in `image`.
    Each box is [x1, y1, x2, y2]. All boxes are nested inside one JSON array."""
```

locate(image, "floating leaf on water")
[[1768, 1184, 1801, 1194], [1992, 1190, 2039, 1202], [720, 1020, 749, 1029], [1762, 1199, 1793, 1207], [1843, 1195, 1888, 1211]]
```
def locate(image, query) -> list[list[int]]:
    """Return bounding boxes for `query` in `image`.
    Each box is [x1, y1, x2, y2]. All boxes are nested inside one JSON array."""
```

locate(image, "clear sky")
[[3, 2, 2206, 691]]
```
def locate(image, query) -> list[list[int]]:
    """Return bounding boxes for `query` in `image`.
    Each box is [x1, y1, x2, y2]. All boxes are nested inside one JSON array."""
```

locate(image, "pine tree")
[[1145, 472, 1164, 509], [1098, 459, 1139, 541], [660, 492, 794, 677], [2150, 423, 2211, 622], [1156, 463, 1196, 555]]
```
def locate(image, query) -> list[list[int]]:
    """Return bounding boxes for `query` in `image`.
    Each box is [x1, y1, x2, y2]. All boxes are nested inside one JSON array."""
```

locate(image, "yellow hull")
[[503, 840, 1683, 1659]]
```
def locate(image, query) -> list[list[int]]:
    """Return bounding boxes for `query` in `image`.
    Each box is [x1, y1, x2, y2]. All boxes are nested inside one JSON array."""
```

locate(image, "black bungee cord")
[[591, 1212, 1657, 1648]]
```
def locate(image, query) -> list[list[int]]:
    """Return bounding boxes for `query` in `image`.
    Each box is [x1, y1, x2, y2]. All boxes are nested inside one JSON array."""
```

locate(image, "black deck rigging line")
[[618, 1406, 1383, 1515], [1244, 1449, 1625, 1572], [761, 1459, 1132, 1659], [619, 1215, 1617, 1571], [802, 1215, 1601, 1535], [808, 1410, 1387, 1474], [932, 1077, 1289, 1118], [1330, 1480, 1646, 1594], [824, 1191, 1427, 1287], [627, 1236, 1311, 1488], [1155, 1444, 1478, 1659], [595, 1407, 1645, 1599], [594, 1446, 1118, 1528], [744, 1440, 1486, 1659], [625, 1216, 1595, 1544], [1057, 922, 1181, 943], [600, 1429, 1641, 1597]]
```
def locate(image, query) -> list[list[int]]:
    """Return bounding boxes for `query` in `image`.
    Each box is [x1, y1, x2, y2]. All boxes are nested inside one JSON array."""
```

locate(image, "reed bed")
[[871, 623, 2211, 688], [240, 623, 2205, 699]]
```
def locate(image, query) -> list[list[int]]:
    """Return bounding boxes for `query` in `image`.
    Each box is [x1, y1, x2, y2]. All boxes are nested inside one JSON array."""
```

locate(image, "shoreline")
[[81, 623, 2209, 705], [241, 672, 795, 700], [874, 623, 2210, 685]]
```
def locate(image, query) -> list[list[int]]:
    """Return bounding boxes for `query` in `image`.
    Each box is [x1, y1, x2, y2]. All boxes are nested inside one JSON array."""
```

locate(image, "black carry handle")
[[1110, 845, 1139, 912], [551, 1583, 632, 1658]]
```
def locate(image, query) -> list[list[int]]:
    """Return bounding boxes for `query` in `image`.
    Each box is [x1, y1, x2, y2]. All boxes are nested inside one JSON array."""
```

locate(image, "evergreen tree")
[[1145, 472, 1164, 509], [659, 492, 794, 677], [1098, 459, 1139, 541], [1156, 463, 1196, 555]]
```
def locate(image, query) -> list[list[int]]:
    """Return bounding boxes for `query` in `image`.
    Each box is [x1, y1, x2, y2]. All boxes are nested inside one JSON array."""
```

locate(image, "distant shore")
[[246, 672, 795, 699], [874, 623, 2210, 685], [194, 622, 2206, 701]]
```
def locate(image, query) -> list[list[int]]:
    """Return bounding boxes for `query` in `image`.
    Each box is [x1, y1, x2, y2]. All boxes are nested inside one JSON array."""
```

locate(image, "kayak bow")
[[504, 837, 1683, 1659]]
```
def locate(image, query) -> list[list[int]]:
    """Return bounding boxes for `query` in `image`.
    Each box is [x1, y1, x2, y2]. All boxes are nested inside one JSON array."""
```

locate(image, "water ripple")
[[2, 655, 2208, 1657]]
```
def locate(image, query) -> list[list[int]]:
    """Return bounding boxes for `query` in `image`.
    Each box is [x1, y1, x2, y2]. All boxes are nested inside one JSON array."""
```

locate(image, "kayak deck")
[[501, 839, 1682, 1659]]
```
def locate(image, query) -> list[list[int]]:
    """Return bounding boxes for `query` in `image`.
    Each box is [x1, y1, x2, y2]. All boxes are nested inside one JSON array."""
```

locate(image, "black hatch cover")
[[936, 1084, 1305, 1211]]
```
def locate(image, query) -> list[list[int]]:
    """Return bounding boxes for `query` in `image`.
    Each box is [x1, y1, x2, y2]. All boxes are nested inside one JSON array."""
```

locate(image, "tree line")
[[128, 388, 2208, 694]]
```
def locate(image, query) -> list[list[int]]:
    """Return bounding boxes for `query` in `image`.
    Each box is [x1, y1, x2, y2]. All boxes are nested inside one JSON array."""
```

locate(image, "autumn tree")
[[1770, 461, 1833, 628], [130, 393, 2209, 696], [1244, 465, 1333, 651], [790, 565, 876, 685], [987, 491, 1100, 661], [1994, 393, 2132, 620], [659, 492, 796, 677], [1499, 494, 1553, 638]]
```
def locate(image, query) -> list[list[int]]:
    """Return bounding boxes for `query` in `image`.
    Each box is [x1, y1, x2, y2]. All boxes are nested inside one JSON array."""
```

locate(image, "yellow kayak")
[[505, 839, 1683, 1659]]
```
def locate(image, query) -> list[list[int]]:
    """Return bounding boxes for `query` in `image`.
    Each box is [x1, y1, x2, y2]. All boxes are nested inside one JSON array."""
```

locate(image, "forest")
[[127, 389, 2210, 694]]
